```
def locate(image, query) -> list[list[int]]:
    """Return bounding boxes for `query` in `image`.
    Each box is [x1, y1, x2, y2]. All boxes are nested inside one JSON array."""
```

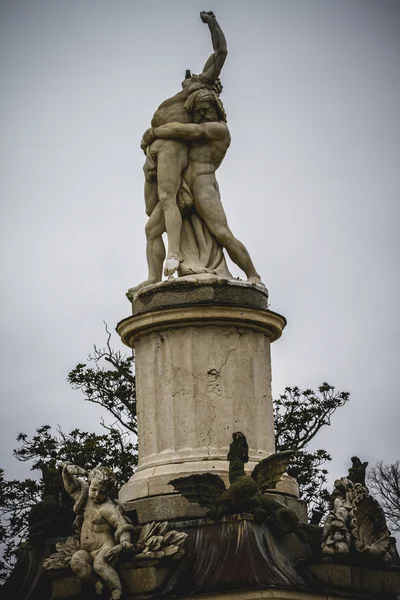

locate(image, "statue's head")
[[193, 91, 219, 123], [185, 88, 226, 124], [88, 466, 116, 504], [183, 79, 227, 123]]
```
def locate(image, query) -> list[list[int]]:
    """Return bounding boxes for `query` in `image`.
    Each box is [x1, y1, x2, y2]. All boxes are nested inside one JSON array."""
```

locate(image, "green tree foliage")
[[274, 383, 350, 512], [0, 470, 41, 577]]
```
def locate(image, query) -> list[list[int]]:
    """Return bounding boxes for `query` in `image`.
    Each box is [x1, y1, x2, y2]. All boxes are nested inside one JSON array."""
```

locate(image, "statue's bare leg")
[[144, 179, 159, 217], [194, 181, 261, 282], [156, 141, 188, 276], [93, 548, 122, 600], [70, 550, 96, 583], [127, 204, 166, 299]]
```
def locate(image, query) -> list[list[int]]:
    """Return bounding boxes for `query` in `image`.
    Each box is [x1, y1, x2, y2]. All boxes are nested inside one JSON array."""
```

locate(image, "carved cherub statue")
[[61, 463, 134, 600]]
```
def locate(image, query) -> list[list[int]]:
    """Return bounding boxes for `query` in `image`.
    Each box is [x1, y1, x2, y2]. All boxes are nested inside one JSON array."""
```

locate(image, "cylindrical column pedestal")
[[117, 279, 285, 507]]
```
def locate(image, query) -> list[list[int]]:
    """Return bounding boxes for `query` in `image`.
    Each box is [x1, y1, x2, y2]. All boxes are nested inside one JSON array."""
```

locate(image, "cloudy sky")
[[1, 0, 399, 489]]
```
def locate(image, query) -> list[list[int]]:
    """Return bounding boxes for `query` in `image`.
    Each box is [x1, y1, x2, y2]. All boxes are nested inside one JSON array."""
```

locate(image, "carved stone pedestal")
[[117, 277, 286, 512], [21, 516, 398, 600]]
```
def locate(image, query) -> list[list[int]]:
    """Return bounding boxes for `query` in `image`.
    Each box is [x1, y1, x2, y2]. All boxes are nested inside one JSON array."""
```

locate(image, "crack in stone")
[[217, 330, 242, 375]]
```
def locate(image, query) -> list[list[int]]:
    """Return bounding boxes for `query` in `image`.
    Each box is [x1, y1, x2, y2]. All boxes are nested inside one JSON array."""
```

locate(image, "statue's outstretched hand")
[[105, 542, 133, 563], [59, 462, 87, 477], [200, 11, 216, 24], [120, 541, 133, 552]]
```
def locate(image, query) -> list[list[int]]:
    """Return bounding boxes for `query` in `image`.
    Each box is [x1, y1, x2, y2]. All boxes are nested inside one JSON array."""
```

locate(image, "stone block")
[[126, 493, 207, 523], [50, 575, 81, 599], [263, 492, 308, 523], [120, 560, 169, 596]]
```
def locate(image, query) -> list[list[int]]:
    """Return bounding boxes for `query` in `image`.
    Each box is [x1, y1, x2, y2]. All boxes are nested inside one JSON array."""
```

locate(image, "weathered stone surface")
[[308, 563, 400, 595], [119, 279, 286, 506], [264, 492, 308, 523], [50, 575, 81, 599], [274, 473, 300, 497], [125, 495, 208, 524], [131, 277, 270, 316], [185, 592, 356, 599], [120, 561, 169, 596]]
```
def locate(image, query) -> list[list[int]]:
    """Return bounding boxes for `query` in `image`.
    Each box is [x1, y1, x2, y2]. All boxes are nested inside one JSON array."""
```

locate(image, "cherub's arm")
[[61, 463, 86, 497], [199, 11, 227, 83], [101, 501, 134, 548]]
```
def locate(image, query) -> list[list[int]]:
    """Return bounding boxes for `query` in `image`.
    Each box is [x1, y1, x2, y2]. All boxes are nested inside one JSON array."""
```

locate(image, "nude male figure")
[[138, 89, 261, 284], [137, 11, 227, 288]]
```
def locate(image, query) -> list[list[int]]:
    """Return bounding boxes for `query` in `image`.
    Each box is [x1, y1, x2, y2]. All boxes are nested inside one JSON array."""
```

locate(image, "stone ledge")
[[124, 492, 308, 525], [307, 562, 400, 596], [130, 277, 270, 316], [118, 304, 286, 347]]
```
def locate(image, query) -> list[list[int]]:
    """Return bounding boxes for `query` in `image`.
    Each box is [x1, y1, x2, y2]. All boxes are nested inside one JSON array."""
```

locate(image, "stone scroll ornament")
[[170, 432, 305, 538], [321, 456, 391, 562], [43, 464, 187, 600]]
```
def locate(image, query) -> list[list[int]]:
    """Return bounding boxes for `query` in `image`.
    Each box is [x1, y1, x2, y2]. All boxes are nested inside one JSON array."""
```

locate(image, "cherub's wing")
[[169, 473, 226, 510], [251, 450, 295, 491]]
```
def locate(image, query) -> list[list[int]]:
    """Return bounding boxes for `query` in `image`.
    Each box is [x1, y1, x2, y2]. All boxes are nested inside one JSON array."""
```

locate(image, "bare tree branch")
[[367, 460, 400, 533]]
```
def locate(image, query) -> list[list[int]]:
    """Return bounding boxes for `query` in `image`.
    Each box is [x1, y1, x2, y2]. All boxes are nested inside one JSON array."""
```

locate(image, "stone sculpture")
[[128, 11, 261, 299], [321, 456, 391, 562], [59, 463, 135, 600], [43, 464, 188, 599], [43, 521, 186, 570], [170, 432, 302, 535]]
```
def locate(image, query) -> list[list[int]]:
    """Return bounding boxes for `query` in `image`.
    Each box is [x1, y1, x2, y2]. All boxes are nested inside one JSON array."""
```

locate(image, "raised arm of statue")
[[199, 11, 227, 83], [61, 463, 87, 500]]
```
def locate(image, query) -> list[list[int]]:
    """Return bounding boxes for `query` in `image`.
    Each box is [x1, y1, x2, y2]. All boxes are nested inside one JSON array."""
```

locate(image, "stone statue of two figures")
[[128, 11, 263, 299]]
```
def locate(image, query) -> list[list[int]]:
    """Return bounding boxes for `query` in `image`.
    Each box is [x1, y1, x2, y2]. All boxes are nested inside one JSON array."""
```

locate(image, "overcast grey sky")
[[0, 0, 399, 487]]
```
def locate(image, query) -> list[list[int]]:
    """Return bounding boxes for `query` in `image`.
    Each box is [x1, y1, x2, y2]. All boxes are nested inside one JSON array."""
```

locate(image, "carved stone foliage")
[[322, 457, 391, 562], [43, 521, 187, 572], [43, 537, 79, 571]]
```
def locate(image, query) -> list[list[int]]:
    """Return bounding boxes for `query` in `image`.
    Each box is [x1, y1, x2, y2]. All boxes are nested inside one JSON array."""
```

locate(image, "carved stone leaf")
[[43, 536, 80, 571], [133, 521, 187, 561], [251, 450, 295, 491]]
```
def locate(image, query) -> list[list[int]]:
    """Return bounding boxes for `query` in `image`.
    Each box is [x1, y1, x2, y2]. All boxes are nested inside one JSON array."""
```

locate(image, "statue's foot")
[[111, 590, 122, 600], [126, 278, 160, 300], [95, 580, 104, 595], [164, 256, 181, 278], [247, 275, 263, 284]]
